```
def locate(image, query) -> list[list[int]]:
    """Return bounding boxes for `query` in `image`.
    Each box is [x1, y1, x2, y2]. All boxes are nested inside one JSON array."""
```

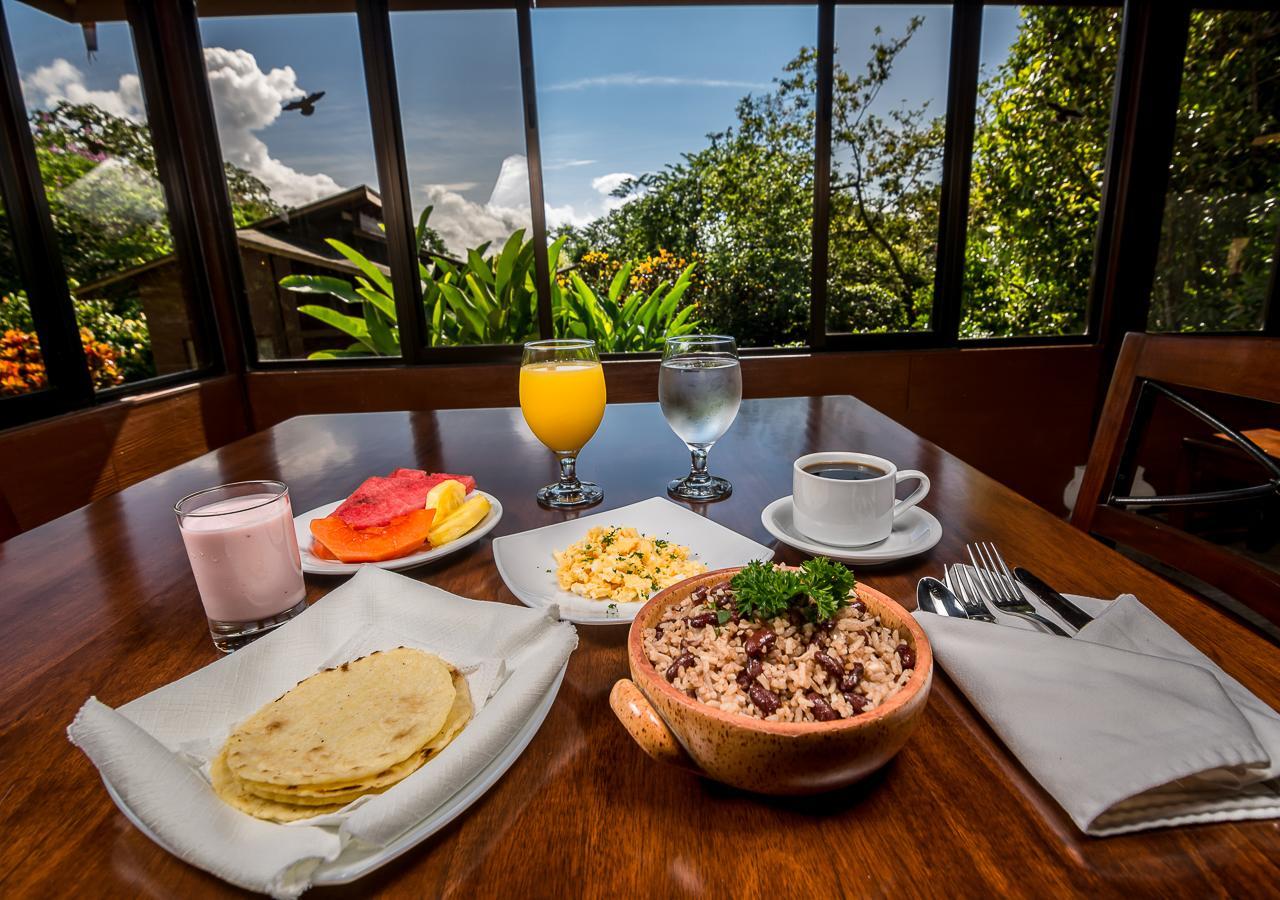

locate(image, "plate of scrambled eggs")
[[492, 497, 773, 624]]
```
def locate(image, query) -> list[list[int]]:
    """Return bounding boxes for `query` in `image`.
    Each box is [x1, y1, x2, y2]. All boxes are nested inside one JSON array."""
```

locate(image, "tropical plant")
[[554, 259, 699, 352], [282, 210, 700, 357]]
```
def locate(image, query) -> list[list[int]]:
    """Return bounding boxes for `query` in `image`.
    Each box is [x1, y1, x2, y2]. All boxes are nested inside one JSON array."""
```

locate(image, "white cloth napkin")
[[67, 566, 578, 897], [915, 579, 1280, 836]]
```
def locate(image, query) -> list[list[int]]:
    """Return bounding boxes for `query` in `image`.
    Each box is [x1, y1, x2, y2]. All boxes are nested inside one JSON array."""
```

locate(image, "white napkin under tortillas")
[[67, 566, 578, 897], [915, 573, 1280, 835]]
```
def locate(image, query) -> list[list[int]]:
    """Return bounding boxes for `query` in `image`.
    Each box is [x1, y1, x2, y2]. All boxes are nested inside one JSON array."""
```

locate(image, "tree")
[[964, 7, 1121, 337], [1149, 10, 1280, 332]]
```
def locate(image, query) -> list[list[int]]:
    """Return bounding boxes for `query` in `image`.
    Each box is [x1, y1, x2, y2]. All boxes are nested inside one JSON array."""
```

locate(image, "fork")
[[959, 543, 1070, 637], [943, 565, 995, 622]]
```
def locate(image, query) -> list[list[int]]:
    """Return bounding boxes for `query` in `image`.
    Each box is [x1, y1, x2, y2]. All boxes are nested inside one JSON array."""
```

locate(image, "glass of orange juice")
[[519, 338, 606, 508]]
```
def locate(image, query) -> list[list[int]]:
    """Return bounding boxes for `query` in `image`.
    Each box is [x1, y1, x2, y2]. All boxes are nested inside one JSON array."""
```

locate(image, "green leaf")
[[297, 305, 374, 352], [363, 300, 399, 356], [279, 275, 363, 306], [326, 238, 394, 297], [354, 286, 398, 323], [608, 262, 633, 304]]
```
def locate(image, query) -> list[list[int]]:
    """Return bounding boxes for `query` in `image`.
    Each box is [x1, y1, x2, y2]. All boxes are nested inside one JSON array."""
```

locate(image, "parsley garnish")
[[601, 529, 619, 548], [654, 539, 669, 549], [728, 558, 856, 623]]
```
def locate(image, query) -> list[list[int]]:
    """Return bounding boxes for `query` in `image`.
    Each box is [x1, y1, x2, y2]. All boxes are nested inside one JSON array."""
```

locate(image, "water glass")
[[519, 338, 607, 509], [659, 334, 742, 501], [175, 480, 307, 653]]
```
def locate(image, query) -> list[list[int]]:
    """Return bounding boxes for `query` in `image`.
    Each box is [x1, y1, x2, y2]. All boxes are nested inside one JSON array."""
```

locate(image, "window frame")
[[1, 0, 1277, 432]]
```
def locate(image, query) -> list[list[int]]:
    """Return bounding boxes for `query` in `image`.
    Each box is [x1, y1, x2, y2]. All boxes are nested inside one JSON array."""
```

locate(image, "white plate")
[[492, 496, 773, 625], [295, 491, 503, 574], [761, 495, 942, 565], [104, 661, 567, 887]]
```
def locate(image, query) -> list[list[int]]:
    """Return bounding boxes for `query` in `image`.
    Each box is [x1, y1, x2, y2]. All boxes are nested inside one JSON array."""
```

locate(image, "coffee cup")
[[792, 452, 930, 547]]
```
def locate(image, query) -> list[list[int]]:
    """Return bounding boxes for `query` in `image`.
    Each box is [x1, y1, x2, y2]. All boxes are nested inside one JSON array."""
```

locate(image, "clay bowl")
[[609, 566, 932, 795]]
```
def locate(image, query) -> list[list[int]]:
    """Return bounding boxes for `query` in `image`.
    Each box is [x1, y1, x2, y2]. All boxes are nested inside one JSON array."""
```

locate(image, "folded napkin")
[[68, 566, 578, 897], [915, 579, 1280, 836]]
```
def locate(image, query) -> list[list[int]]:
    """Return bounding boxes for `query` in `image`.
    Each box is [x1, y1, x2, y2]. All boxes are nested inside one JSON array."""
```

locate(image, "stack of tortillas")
[[211, 647, 472, 822]]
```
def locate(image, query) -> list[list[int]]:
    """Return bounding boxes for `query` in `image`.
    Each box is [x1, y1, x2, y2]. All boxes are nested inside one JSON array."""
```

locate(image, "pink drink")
[[176, 482, 306, 651]]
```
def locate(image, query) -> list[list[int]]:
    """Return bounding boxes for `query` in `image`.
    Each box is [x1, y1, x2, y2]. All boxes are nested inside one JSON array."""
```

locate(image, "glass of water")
[[659, 334, 742, 502]]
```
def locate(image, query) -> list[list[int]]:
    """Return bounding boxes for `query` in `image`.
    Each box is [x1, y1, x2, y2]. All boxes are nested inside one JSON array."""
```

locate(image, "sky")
[[3, 1, 1021, 256]]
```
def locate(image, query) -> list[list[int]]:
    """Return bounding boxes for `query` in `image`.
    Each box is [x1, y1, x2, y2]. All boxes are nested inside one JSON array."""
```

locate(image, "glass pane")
[[0, 209, 47, 397], [962, 6, 1121, 338], [6, 0, 210, 388], [827, 5, 951, 334], [1112, 382, 1280, 628], [199, 10, 391, 362], [534, 5, 817, 350], [1149, 9, 1280, 333], [390, 9, 536, 348]]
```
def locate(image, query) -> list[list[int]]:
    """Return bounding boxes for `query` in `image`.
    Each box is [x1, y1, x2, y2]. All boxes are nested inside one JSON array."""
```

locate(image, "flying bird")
[[283, 91, 326, 117]]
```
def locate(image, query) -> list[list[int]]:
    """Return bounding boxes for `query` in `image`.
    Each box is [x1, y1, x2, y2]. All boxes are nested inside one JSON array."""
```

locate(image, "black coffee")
[[803, 461, 886, 481]]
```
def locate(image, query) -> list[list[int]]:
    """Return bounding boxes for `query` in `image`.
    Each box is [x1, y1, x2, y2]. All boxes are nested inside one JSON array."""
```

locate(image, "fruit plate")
[[295, 491, 503, 575]]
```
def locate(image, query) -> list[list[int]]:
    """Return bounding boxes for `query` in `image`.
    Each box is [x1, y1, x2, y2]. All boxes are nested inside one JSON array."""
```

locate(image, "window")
[[0, 211, 45, 397], [962, 5, 1121, 338], [390, 8, 535, 348], [5, 0, 210, 389], [198, 9, 390, 362], [827, 5, 952, 335], [533, 5, 817, 350], [1149, 9, 1280, 334]]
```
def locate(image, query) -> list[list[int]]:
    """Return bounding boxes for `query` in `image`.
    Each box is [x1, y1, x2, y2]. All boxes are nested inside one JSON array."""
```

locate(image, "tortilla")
[[224, 647, 455, 787]]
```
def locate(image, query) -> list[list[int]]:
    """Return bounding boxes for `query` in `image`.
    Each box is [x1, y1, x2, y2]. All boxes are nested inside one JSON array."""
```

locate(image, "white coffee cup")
[[792, 452, 930, 547]]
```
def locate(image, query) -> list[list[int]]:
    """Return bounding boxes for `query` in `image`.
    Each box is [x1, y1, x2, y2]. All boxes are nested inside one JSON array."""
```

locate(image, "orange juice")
[[519, 360, 606, 453]]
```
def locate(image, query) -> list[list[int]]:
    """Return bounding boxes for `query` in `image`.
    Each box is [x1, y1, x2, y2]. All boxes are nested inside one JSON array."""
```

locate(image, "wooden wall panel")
[[247, 346, 1100, 514], [0, 347, 1103, 537], [0, 376, 247, 532]]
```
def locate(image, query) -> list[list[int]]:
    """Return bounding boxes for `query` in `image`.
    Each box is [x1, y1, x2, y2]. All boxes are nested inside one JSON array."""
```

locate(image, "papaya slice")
[[309, 508, 436, 563], [312, 538, 339, 561]]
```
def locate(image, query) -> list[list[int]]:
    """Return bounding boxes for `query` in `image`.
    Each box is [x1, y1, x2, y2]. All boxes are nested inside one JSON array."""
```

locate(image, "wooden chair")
[[1072, 333, 1280, 623]]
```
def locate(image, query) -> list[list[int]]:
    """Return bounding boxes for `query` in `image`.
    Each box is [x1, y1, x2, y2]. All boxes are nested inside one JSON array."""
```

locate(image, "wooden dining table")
[[3, 395, 1278, 897]]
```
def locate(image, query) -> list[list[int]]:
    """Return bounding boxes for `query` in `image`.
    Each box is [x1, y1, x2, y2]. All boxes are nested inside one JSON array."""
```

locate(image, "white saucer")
[[760, 496, 942, 565]]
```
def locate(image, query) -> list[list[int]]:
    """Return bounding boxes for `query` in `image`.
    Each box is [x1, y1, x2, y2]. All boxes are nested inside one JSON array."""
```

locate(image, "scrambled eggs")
[[554, 526, 706, 603]]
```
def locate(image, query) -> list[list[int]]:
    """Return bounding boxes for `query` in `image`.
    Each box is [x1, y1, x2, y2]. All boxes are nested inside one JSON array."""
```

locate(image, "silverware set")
[[918, 541, 1092, 635]]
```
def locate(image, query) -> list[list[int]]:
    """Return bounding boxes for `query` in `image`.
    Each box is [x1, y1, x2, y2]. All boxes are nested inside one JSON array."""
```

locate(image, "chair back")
[[1071, 333, 1280, 622]]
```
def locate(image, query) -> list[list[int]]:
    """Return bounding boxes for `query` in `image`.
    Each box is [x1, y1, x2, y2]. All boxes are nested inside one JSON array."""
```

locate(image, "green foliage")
[[0, 288, 153, 382], [553, 259, 700, 352], [964, 7, 1121, 338], [1148, 10, 1280, 332], [285, 209, 701, 356]]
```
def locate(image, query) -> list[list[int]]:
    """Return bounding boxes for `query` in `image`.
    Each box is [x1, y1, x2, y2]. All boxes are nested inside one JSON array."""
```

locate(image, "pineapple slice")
[[425, 479, 467, 522], [429, 494, 491, 547]]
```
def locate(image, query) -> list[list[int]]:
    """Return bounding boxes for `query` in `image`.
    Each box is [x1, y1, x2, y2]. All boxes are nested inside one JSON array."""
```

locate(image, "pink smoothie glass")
[[174, 480, 307, 653]]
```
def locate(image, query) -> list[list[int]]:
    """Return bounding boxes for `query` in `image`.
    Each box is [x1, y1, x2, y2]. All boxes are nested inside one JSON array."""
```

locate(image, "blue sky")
[[4, 1, 1021, 251]]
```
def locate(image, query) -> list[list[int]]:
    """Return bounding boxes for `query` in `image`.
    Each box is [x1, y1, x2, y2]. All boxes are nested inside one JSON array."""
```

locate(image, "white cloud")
[[545, 73, 768, 92], [201, 47, 339, 207], [21, 50, 340, 209], [420, 157, 637, 255], [544, 158, 597, 170], [21, 59, 145, 121]]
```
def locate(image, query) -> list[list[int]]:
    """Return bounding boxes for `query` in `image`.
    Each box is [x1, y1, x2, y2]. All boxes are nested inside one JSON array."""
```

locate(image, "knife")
[[917, 577, 968, 619], [1013, 567, 1093, 631]]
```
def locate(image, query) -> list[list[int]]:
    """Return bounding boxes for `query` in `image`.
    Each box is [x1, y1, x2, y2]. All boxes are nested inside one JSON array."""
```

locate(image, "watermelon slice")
[[335, 468, 475, 529]]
